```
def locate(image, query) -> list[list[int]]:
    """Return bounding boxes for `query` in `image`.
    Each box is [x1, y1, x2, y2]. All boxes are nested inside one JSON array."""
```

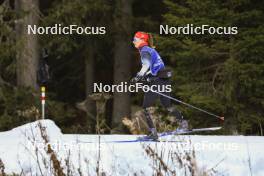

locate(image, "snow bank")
[[0, 120, 263, 175], [0, 120, 63, 174]]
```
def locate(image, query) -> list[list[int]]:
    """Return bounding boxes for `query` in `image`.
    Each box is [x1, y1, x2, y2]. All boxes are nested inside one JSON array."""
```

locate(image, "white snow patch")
[[0, 119, 263, 175]]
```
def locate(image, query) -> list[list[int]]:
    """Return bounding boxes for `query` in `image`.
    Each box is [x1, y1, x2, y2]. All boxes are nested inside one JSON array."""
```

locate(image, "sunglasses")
[[133, 37, 142, 42]]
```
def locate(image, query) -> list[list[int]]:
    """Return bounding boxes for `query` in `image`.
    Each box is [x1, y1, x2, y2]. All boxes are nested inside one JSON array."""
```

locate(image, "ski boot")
[[176, 119, 189, 131], [137, 128, 158, 141], [167, 107, 189, 131]]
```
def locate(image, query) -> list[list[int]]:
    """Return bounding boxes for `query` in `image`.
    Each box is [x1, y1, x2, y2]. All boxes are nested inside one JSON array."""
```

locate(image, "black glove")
[[131, 74, 143, 83]]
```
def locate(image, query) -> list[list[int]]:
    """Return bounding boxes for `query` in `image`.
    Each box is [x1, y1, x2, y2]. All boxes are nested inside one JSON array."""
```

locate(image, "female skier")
[[131, 31, 188, 140]]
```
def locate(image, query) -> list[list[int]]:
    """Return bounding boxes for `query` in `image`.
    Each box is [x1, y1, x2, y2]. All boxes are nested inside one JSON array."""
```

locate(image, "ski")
[[77, 127, 222, 143], [135, 127, 222, 142], [96, 139, 183, 143], [159, 126, 222, 137], [78, 139, 183, 143]]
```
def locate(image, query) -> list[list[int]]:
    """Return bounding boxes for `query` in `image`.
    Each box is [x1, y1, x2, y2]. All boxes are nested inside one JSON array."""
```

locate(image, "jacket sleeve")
[[137, 51, 151, 76]]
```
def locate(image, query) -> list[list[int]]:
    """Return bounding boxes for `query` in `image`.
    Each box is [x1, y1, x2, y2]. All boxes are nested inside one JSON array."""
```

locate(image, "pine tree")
[[41, 0, 112, 133], [0, 1, 39, 130], [159, 0, 264, 134]]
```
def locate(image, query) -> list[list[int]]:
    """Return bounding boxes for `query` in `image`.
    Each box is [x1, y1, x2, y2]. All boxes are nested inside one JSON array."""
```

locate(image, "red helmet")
[[134, 31, 149, 43]]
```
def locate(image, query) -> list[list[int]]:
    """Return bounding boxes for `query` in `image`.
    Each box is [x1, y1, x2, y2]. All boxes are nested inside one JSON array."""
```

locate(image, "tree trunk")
[[76, 44, 97, 132], [84, 44, 96, 131], [112, 0, 133, 132], [15, 0, 39, 90]]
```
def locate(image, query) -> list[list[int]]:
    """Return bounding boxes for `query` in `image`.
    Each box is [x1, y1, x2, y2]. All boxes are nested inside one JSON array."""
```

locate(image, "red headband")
[[134, 32, 149, 42]]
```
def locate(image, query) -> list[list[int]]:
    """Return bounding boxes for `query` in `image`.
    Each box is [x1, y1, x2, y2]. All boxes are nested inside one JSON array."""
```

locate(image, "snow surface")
[[0, 119, 263, 175]]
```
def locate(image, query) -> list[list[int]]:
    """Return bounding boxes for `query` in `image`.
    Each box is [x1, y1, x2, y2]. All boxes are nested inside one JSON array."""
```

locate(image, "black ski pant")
[[142, 77, 182, 130]]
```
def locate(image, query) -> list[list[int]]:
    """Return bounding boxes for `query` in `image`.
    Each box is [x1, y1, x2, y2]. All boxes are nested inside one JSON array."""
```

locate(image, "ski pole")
[[130, 77, 224, 121], [151, 89, 224, 121]]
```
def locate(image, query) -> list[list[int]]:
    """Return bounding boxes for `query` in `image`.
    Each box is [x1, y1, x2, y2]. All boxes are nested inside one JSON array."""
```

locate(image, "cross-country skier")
[[131, 31, 188, 140]]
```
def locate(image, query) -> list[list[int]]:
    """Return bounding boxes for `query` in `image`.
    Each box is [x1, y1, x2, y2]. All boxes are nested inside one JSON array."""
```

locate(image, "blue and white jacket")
[[137, 46, 165, 76]]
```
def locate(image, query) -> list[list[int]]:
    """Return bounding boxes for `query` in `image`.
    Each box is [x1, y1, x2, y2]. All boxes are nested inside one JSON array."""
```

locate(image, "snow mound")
[[0, 119, 63, 175], [0, 119, 62, 142], [0, 120, 264, 176]]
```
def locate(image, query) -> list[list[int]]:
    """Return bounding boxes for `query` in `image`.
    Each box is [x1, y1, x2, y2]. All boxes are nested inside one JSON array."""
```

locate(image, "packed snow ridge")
[[0, 119, 263, 176]]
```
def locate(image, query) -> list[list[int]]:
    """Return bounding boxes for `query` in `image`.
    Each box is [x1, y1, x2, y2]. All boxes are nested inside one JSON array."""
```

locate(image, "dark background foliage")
[[0, 0, 263, 135]]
